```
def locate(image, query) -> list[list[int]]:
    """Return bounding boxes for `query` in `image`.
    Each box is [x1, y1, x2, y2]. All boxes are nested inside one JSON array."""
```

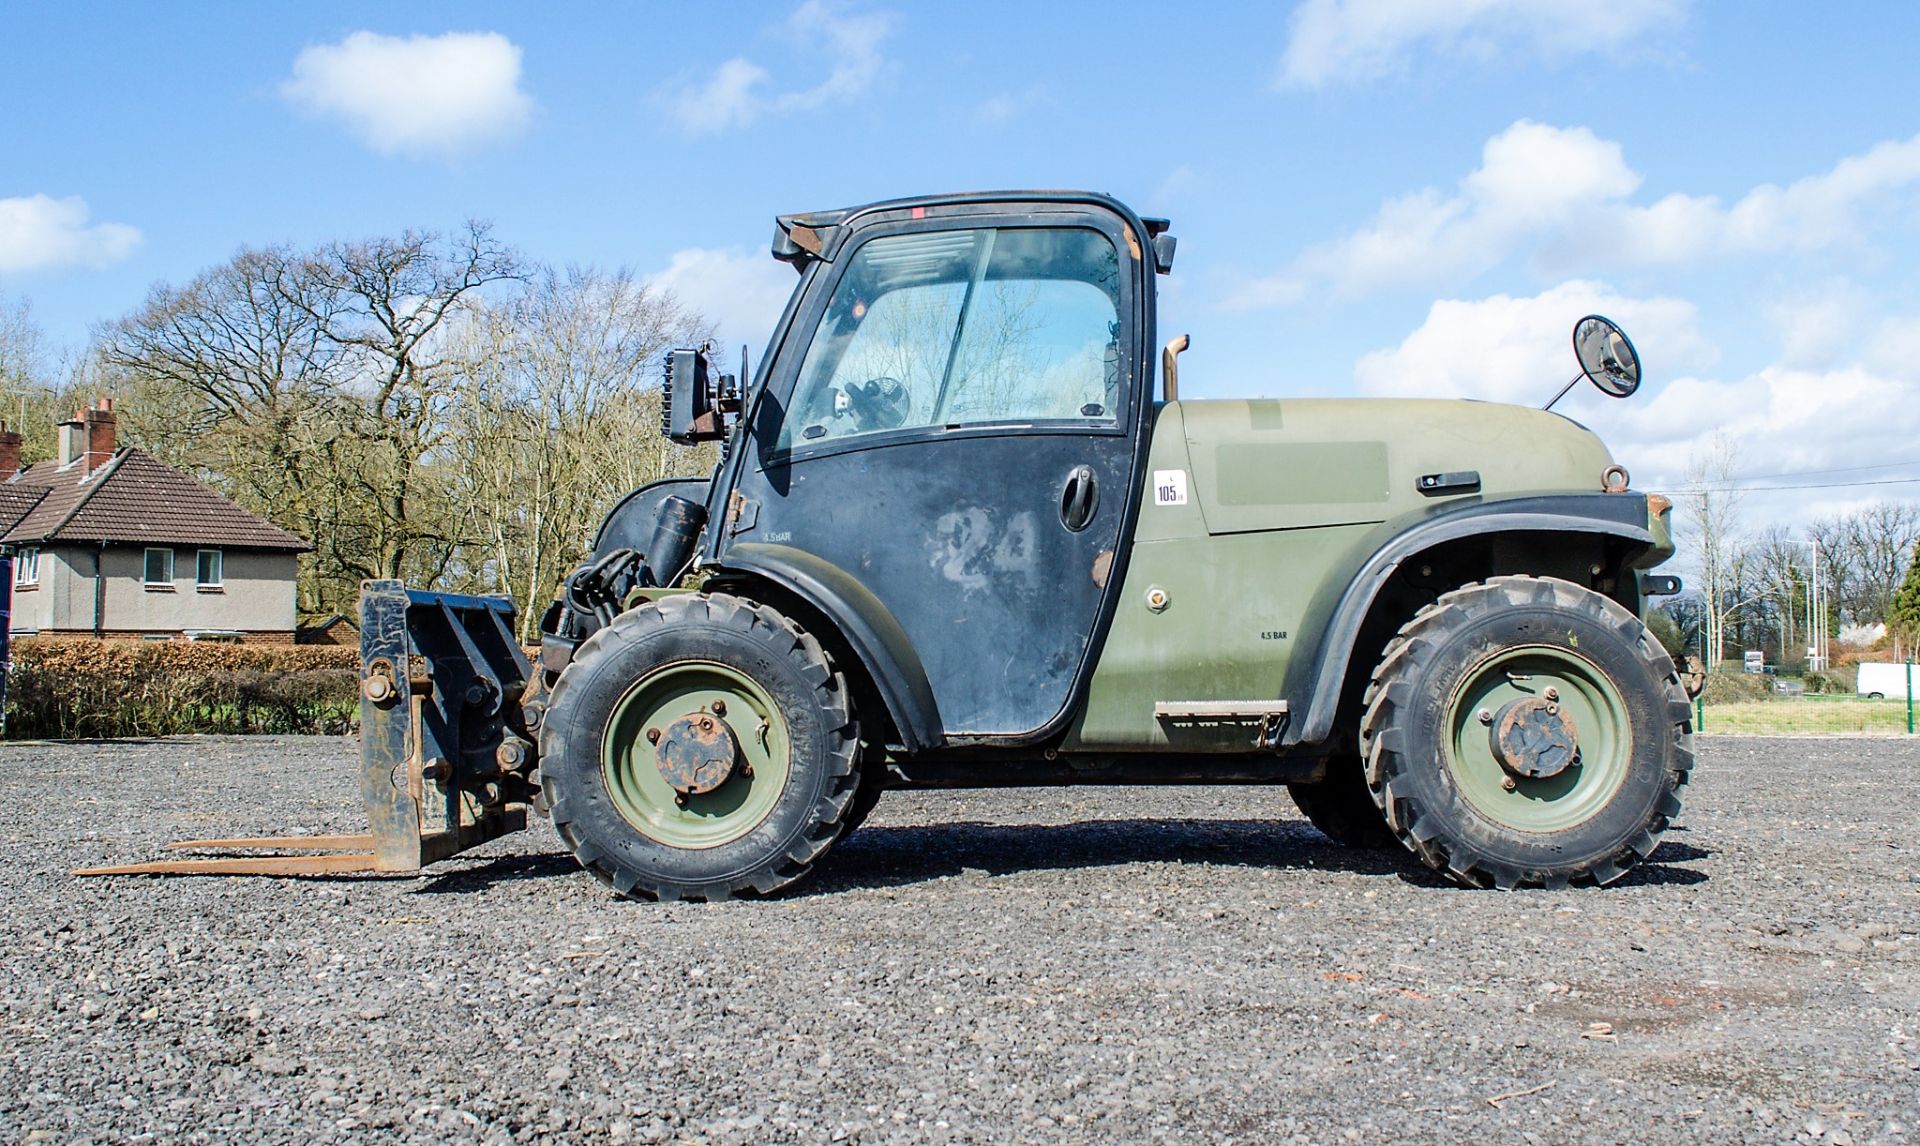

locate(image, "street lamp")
[[1794, 539, 1826, 671]]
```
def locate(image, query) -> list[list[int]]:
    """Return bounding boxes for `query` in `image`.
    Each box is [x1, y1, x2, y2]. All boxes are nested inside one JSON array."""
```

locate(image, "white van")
[[1856, 662, 1914, 700]]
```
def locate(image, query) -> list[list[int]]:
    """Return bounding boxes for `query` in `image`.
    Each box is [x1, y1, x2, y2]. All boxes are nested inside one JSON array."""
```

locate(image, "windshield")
[[777, 226, 1122, 450]]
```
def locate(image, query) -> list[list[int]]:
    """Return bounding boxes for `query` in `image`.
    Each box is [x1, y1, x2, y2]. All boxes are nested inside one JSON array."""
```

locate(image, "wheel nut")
[[646, 728, 661, 745], [1544, 687, 1559, 702], [1546, 704, 1559, 715], [1478, 709, 1493, 725], [711, 699, 727, 717], [1502, 776, 1518, 791], [700, 717, 714, 731]]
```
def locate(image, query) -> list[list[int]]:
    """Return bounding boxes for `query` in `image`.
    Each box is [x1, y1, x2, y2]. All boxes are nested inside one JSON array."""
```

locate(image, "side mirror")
[[1543, 314, 1642, 411], [1573, 315, 1640, 398], [662, 346, 742, 444]]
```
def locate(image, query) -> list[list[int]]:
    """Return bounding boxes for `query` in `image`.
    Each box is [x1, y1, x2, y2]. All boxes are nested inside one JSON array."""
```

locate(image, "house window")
[[13, 548, 38, 588], [196, 548, 224, 591], [144, 547, 175, 589]]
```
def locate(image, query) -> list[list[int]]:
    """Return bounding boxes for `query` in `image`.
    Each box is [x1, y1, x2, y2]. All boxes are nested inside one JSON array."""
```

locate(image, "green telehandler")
[[82, 190, 1693, 899]]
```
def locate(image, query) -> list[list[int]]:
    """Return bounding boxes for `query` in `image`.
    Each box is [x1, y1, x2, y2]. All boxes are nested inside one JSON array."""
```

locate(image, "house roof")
[[0, 483, 46, 528], [295, 613, 358, 637], [0, 448, 311, 553]]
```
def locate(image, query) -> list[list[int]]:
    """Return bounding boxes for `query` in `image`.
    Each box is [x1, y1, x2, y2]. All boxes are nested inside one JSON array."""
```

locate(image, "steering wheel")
[[844, 376, 910, 431]]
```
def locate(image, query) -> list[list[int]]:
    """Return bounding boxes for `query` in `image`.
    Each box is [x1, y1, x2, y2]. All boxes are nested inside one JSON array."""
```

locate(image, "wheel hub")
[[653, 711, 740, 795], [1490, 696, 1580, 780]]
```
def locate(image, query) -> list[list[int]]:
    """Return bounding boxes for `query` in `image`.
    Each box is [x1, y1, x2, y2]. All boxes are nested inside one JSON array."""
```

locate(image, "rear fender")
[[714, 542, 943, 753], [1287, 492, 1655, 747], [593, 476, 714, 554]]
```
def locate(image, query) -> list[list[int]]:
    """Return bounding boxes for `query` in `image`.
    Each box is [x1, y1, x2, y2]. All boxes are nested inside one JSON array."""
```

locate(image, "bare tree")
[[0, 296, 82, 456], [1813, 503, 1920, 629], [1681, 434, 1747, 667], [292, 221, 524, 588], [1747, 525, 1807, 663], [0, 295, 47, 393], [91, 224, 735, 626], [440, 266, 714, 638], [100, 225, 524, 614], [99, 246, 361, 613]]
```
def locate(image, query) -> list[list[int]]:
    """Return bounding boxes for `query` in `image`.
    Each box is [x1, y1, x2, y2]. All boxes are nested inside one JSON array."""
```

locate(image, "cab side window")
[[779, 227, 1122, 450]]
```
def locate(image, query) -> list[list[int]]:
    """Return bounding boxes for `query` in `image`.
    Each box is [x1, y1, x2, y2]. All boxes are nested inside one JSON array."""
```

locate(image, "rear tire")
[[539, 592, 860, 901], [1359, 575, 1693, 890], [1288, 756, 1395, 848]]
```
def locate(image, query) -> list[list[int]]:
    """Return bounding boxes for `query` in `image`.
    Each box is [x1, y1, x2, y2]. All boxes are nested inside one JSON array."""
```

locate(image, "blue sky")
[[4, 1, 1919, 522]]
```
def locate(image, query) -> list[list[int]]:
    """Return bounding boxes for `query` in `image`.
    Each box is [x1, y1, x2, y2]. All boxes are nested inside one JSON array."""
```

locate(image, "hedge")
[[5, 639, 361, 739]]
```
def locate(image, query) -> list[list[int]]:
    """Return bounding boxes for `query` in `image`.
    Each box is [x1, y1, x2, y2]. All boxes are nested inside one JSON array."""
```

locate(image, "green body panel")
[[1065, 397, 1661, 752], [1179, 398, 1615, 535]]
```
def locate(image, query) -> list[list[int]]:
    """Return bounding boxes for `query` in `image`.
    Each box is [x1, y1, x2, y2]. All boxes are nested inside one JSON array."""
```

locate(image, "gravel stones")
[[2, 734, 1916, 1142]]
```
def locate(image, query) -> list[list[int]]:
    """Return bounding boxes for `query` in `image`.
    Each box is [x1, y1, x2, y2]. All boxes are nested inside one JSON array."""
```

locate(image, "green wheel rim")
[[1443, 644, 1632, 834], [602, 660, 791, 849]]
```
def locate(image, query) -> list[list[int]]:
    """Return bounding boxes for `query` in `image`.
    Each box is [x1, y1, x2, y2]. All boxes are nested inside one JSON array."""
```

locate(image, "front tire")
[[1359, 576, 1693, 889], [539, 593, 860, 901]]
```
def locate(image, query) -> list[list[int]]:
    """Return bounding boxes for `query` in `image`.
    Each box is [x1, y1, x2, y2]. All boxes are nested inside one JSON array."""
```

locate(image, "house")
[[294, 613, 359, 646], [0, 399, 312, 642]]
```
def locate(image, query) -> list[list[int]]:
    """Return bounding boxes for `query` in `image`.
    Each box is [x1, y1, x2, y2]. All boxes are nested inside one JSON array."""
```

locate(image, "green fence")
[[1695, 662, 1917, 735]]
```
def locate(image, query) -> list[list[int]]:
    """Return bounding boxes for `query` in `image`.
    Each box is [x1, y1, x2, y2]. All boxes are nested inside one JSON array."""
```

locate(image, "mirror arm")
[[1541, 373, 1582, 412]]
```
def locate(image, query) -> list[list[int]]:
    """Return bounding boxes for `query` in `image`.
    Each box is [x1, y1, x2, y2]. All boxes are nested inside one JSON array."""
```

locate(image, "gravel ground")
[[2, 735, 1917, 1145]]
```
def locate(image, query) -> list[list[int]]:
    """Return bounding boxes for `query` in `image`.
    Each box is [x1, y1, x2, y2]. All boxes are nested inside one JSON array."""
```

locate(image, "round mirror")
[[1573, 314, 1640, 398]]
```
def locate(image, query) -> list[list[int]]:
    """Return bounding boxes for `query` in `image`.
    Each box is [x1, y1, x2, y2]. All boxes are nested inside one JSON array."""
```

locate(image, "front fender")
[[1286, 492, 1657, 747], [715, 542, 944, 753]]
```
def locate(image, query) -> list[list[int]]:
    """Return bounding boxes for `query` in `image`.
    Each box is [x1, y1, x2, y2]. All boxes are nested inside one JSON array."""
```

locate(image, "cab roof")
[[772, 190, 1172, 272]]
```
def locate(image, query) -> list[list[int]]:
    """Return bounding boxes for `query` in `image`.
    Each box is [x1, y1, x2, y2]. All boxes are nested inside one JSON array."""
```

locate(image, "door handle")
[[1060, 465, 1099, 532]]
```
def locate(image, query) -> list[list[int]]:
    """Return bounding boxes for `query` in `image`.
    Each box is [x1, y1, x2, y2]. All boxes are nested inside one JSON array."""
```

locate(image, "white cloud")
[[667, 2, 895, 135], [670, 59, 774, 135], [1149, 166, 1201, 215], [1619, 365, 1920, 493], [281, 31, 533, 157], [1864, 310, 1920, 378], [1236, 121, 1920, 307], [1239, 121, 1636, 304], [971, 86, 1048, 126], [1354, 279, 1714, 404], [1764, 282, 1872, 370], [0, 195, 141, 274], [1354, 282, 1920, 527], [1277, 0, 1688, 88], [647, 247, 798, 355], [1607, 131, 1920, 264]]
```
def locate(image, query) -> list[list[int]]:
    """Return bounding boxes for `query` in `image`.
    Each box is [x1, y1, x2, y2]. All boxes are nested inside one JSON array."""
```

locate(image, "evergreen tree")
[[1889, 540, 1920, 655]]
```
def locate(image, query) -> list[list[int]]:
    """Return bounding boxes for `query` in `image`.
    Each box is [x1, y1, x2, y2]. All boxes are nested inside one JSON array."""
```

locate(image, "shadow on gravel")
[[808, 818, 1433, 895], [402, 821, 1709, 898], [1608, 840, 1711, 887], [413, 853, 581, 894], [811, 819, 1710, 896]]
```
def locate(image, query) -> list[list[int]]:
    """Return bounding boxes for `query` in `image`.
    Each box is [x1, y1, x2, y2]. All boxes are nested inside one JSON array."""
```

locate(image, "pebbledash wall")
[[13, 545, 298, 642]]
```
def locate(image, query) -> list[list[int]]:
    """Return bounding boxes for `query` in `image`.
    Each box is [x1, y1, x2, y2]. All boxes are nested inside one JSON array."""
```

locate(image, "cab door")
[[723, 208, 1149, 740]]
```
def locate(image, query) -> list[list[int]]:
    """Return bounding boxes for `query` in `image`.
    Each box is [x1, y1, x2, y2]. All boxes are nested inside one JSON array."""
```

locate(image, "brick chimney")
[[82, 397, 116, 474], [0, 422, 20, 479]]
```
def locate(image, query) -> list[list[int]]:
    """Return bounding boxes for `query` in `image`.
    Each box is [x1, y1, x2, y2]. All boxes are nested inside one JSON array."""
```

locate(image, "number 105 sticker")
[[1153, 469, 1188, 506]]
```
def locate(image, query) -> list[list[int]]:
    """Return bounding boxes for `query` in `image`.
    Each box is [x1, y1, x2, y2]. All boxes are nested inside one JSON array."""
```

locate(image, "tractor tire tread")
[[542, 591, 860, 903], [1358, 574, 1693, 890]]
